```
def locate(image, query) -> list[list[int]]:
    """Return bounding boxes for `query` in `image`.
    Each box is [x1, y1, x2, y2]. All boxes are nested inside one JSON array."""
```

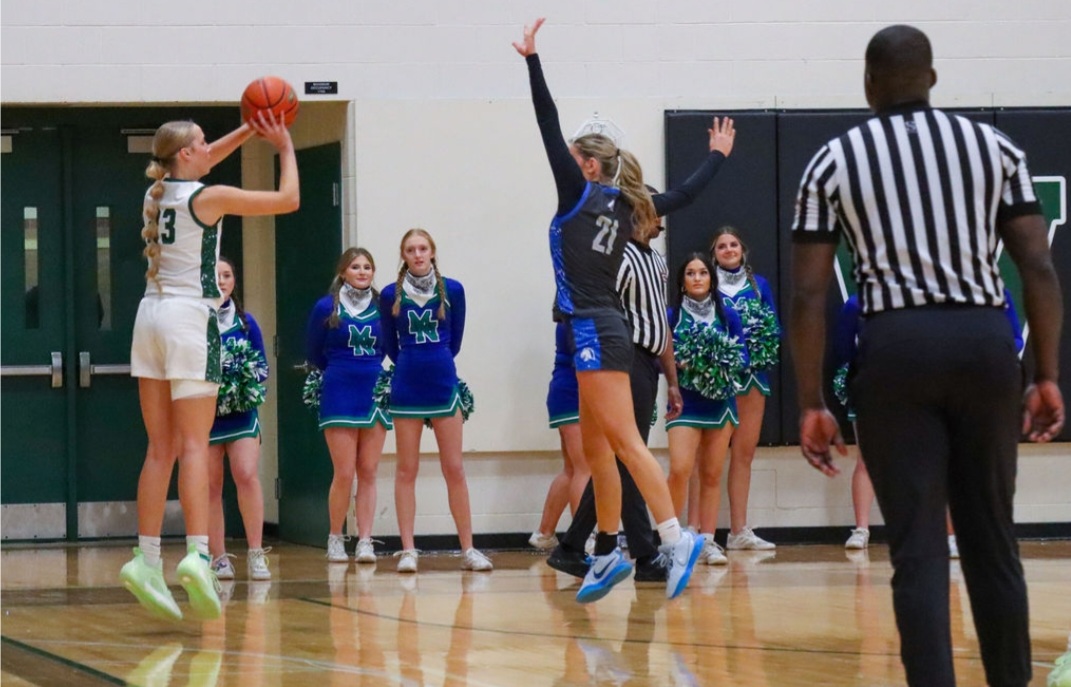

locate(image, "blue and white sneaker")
[[663, 530, 704, 599], [576, 548, 633, 604]]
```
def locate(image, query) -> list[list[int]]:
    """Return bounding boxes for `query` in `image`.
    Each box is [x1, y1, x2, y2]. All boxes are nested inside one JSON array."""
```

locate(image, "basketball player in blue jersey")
[[306, 248, 392, 566], [207, 257, 272, 582], [710, 227, 781, 552], [122, 112, 298, 622], [515, 18, 703, 602], [379, 229, 493, 573]]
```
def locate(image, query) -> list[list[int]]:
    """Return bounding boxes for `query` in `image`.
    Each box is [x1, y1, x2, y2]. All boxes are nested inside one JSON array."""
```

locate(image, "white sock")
[[139, 535, 162, 567], [187, 535, 210, 562], [656, 518, 683, 546]]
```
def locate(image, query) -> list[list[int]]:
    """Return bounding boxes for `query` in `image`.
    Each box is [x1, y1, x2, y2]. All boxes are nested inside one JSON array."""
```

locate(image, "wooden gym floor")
[[1, 540, 1069, 686]]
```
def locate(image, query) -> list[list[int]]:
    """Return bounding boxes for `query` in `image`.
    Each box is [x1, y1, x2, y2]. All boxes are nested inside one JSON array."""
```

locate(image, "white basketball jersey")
[[143, 179, 221, 301]]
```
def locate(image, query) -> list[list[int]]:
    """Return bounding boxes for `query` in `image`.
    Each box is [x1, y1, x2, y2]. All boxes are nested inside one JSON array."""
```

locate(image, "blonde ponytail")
[[571, 134, 657, 237], [615, 150, 657, 238]]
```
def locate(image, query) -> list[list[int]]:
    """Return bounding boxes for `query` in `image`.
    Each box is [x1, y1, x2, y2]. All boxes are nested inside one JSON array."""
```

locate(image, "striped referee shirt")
[[617, 239, 669, 356], [792, 102, 1041, 315]]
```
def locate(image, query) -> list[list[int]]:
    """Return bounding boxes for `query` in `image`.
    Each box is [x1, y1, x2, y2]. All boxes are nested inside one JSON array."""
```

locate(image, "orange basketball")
[[240, 76, 299, 127]]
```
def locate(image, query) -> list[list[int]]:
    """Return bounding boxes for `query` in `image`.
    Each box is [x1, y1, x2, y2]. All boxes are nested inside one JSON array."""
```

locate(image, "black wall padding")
[[995, 110, 1071, 441], [664, 111, 782, 444], [667, 107, 1070, 445]]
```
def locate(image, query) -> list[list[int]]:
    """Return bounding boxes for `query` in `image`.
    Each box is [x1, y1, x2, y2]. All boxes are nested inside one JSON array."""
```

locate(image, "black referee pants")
[[852, 306, 1029, 687], [560, 344, 660, 562]]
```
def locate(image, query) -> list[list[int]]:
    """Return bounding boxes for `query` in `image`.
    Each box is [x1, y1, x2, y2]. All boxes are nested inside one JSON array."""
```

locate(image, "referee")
[[789, 25, 1063, 687]]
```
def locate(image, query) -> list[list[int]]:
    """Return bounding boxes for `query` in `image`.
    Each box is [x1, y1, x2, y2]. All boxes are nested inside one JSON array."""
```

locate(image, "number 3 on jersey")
[[158, 208, 177, 245], [591, 215, 619, 255]]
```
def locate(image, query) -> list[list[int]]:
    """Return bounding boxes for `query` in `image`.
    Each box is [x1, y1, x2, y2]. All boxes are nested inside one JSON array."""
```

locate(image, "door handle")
[[0, 351, 64, 388], [78, 351, 132, 388]]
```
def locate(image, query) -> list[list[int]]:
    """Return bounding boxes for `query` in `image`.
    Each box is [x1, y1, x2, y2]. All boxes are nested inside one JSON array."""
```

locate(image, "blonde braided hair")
[[141, 121, 198, 292]]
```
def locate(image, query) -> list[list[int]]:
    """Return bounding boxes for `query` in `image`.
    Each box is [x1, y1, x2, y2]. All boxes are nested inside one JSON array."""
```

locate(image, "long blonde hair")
[[392, 228, 447, 320], [142, 121, 198, 292], [327, 247, 378, 328], [571, 133, 657, 237]]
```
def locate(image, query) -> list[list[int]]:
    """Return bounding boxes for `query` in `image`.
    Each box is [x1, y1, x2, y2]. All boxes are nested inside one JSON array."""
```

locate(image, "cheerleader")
[[515, 18, 703, 602], [666, 254, 748, 566], [379, 229, 492, 573], [306, 248, 392, 565], [710, 226, 781, 551], [207, 257, 271, 581], [122, 112, 298, 622]]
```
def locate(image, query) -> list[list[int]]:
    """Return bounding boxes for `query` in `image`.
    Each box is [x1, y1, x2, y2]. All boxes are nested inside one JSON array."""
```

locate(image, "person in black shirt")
[[790, 25, 1063, 687], [514, 17, 704, 603]]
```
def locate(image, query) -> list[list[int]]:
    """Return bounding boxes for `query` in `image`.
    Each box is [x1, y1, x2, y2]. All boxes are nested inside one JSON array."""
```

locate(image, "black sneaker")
[[546, 545, 589, 579], [633, 553, 668, 583]]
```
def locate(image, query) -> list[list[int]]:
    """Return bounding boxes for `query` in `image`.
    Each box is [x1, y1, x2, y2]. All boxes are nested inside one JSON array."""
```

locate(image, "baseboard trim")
[[6, 522, 1069, 549]]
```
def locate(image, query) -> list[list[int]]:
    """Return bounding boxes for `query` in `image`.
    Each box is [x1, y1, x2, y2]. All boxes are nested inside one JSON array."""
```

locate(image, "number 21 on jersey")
[[591, 215, 618, 255]]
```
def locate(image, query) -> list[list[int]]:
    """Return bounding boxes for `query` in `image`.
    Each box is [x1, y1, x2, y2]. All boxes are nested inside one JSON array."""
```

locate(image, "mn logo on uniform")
[[348, 324, 377, 357], [579, 348, 596, 362], [834, 176, 1067, 350], [408, 310, 440, 344]]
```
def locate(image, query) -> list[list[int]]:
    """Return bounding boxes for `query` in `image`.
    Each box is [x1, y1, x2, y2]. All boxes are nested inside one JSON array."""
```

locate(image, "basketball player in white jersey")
[[120, 112, 298, 621]]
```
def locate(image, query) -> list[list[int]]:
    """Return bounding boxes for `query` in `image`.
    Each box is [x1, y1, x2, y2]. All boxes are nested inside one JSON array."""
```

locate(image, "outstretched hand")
[[512, 17, 545, 57], [799, 407, 846, 477], [709, 117, 736, 156], [1022, 380, 1065, 442], [249, 110, 293, 151]]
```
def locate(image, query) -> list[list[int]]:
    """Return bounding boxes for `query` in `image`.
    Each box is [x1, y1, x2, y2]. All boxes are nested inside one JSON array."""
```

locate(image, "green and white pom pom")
[[217, 338, 269, 415], [302, 369, 324, 412], [736, 298, 781, 371], [833, 362, 850, 409], [675, 322, 749, 401], [372, 366, 394, 411], [457, 379, 475, 421]]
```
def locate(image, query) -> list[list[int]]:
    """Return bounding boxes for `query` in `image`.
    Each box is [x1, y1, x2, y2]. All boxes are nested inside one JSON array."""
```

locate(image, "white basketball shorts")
[[131, 295, 221, 400]]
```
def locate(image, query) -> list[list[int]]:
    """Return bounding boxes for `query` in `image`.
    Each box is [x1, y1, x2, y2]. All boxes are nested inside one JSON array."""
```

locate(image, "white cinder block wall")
[[4, 0, 1069, 537]]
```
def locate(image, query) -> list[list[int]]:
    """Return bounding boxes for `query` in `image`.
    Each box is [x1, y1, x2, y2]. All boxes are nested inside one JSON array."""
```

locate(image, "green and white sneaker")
[[120, 548, 183, 622], [176, 544, 222, 620]]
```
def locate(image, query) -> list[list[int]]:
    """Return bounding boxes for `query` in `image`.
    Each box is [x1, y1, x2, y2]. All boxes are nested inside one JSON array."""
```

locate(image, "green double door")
[[0, 108, 241, 540]]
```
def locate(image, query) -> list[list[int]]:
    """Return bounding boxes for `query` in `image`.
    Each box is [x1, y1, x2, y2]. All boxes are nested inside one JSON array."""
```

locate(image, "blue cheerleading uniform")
[[210, 308, 266, 445], [306, 295, 392, 430], [379, 278, 466, 419], [718, 271, 780, 396], [546, 320, 580, 428], [666, 304, 746, 430]]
